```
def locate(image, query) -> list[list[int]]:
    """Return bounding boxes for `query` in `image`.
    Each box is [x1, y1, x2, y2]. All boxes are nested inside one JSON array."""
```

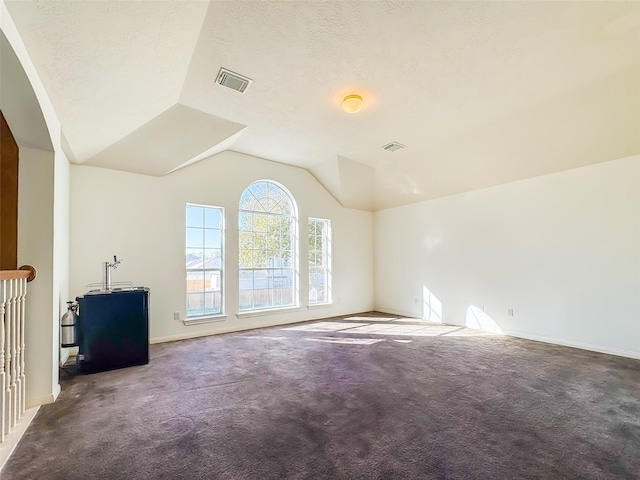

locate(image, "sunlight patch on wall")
[[423, 285, 443, 322], [465, 305, 503, 334]]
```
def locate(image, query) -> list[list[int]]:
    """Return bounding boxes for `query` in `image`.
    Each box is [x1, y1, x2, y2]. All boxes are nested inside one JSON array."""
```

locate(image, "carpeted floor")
[[2, 312, 640, 480]]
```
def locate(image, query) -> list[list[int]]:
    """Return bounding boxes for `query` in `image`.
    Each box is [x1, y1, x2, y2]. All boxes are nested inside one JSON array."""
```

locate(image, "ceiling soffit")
[[311, 155, 374, 211], [84, 104, 246, 177]]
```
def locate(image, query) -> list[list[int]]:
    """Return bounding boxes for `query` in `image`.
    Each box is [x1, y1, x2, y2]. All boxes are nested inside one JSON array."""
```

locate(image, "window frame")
[[238, 180, 298, 313], [308, 217, 332, 305], [185, 203, 225, 320]]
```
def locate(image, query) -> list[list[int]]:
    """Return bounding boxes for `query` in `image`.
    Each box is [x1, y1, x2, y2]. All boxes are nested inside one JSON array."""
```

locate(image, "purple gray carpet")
[[3, 313, 640, 479]]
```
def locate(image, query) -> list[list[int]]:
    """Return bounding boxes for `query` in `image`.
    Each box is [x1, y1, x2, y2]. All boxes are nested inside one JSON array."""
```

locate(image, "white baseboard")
[[26, 383, 61, 409], [504, 330, 640, 360], [378, 308, 639, 360], [59, 347, 78, 367], [52, 383, 61, 402], [374, 307, 424, 320], [151, 316, 316, 344], [0, 406, 40, 472], [151, 309, 372, 344], [153, 309, 639, 360], [59, 349, 69, 367]]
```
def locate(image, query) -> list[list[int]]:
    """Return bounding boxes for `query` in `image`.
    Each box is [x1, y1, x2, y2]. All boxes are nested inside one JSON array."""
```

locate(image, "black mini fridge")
[[76, 287, 149, 374]]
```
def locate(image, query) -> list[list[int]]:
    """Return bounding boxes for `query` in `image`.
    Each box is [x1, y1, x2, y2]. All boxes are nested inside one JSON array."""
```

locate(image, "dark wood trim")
[[0, 110, 19, 270], [18, 264, 37, 282]]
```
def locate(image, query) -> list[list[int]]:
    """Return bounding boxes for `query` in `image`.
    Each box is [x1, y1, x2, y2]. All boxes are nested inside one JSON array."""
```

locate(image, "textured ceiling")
[[3, 0, 639, 210]]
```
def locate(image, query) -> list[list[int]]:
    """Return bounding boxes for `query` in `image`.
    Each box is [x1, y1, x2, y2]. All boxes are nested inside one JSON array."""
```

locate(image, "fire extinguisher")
[[60, 301, 79, 348]]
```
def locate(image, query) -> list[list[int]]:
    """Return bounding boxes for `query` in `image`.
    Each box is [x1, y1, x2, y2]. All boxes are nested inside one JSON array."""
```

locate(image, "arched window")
[[239, 181, 297, 311]]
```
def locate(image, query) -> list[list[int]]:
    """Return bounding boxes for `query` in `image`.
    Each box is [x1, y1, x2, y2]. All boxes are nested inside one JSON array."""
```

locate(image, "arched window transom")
[[239, 181, 297, 311]]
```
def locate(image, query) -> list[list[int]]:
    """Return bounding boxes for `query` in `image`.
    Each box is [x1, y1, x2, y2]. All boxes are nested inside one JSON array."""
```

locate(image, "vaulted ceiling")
[[4, 1, 639, 210]]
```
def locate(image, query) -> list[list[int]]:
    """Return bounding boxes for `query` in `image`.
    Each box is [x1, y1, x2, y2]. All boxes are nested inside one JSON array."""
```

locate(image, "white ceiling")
[[4, 0, 639, 210]]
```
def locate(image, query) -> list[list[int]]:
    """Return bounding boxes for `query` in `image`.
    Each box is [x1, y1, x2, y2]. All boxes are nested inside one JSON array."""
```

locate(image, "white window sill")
[[236, 306, 300, 319], [307, 303, 333, 310], [183, 314, 227, 325]]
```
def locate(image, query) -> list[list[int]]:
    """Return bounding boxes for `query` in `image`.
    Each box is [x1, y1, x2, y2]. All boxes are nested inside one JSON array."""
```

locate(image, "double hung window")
[[185, 204, 224, 318], [308, 218, 331, 304]]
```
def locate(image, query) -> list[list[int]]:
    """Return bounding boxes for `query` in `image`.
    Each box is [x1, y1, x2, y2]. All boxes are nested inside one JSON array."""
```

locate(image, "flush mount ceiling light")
[[342, 94, 364, 114]]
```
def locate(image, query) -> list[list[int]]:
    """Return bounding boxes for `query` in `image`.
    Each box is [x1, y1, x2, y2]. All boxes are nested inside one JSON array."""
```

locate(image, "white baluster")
[[0, 270, 33, 444], [13, 280, 20, 422], [10, 278, 18, 429], [4, 278, 12, 436], [19, 277, 26, 418], [14, 279, 23, 420], [0, 279, 6, 443]]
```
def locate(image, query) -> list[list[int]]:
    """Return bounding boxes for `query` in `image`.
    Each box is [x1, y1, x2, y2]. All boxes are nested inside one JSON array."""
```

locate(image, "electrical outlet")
[[480, 305, 485, 312], [173, 312, 180, 321], [507, 308, 514, 317]]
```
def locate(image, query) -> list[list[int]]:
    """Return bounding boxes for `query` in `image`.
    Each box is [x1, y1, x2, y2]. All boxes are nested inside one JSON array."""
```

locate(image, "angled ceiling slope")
[[311, 156, 374, 211], [84, 104, 246, 177]]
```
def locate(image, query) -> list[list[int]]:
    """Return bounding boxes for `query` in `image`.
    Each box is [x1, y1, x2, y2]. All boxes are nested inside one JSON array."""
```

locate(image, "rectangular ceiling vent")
[[382, 141, 406, 152], [216, 68, 252, 93]]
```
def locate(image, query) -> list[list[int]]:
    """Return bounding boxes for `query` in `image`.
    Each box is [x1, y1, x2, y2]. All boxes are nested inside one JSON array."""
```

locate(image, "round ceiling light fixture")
[[342, 94, 364, 114]]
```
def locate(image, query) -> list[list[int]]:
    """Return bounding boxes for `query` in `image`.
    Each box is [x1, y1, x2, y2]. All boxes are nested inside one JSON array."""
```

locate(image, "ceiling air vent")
[[382, 141, 406, 152], [216, 68, 252, 93]]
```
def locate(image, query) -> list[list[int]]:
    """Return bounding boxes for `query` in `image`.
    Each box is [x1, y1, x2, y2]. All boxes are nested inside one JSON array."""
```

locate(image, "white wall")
[[70, 151, 374, 341], [53, 150, 70, 364], [18, 146, 69, 407], [375, 155, 640, 358]]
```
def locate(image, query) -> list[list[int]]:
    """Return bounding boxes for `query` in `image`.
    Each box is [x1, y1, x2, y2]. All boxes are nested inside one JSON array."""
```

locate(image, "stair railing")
[[0, 265, 36, 443]]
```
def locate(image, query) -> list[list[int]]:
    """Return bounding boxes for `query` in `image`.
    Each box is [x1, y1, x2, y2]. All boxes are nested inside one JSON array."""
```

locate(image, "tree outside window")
[[239, 181, 298, 311]]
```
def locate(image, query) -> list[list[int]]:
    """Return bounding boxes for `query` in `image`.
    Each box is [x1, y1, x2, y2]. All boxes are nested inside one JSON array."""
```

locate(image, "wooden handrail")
[[0, 271, 28, 281], [0, 265, 36, 282]]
